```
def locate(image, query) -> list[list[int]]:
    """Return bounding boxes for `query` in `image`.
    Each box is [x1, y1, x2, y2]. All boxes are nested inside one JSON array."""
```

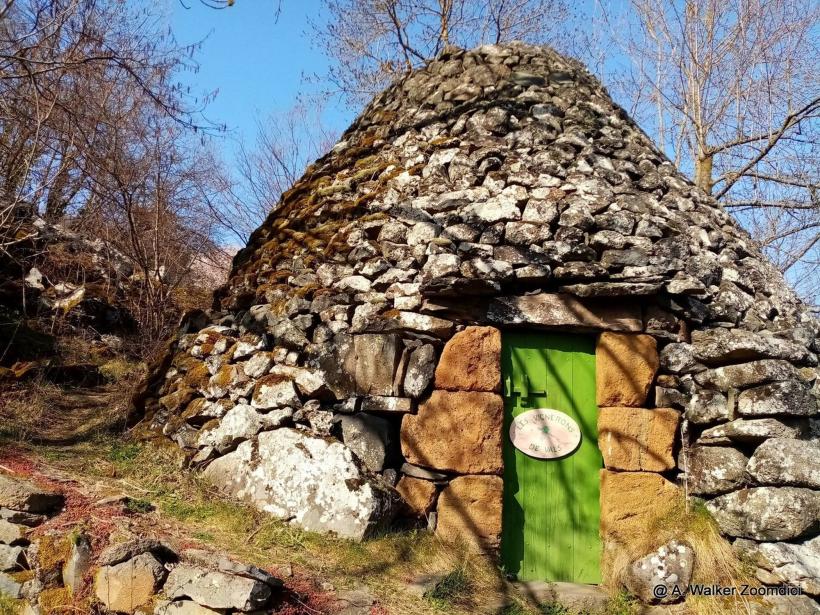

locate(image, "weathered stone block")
[[363, 312, 455, 337], [63, 534, 91, 595], [251, 374, 301, 409], [683, 446, 748, 495], [360, 396, 413, 413], [0, 520, 25, 545], [707, 487, 820, 541], [655, 387, 686, 409], [197, 404, 292, 453], [205, 364, 249, 399], [487, 293, 641, 332], [341, 414, 394, 472], [403, 344, 435, 398], [203, 428, 397, 540], [396, 476, 438, 516], [164, 566, 271, 611], [353, 333, 402, 396], [747, 438, 820, 488], [434, 326, 501, 393], [659, 343, 704, 374], [401, 391, 503, 474], [691, 328, 813, 366], [98, 538, 172, 567], [695, 359, 800, 391], [0, 474, 63, 514], [436, 475, 502, 550], [735, 535, 820, 596], [270, 365, 330, 399], [0, 544, 26, 571], [596, 333, 658, 407], [598, 407, 679, 471], [686, 389, 732, 424], [643, 305, 681, 341], [94, 552, 165, 613], [0, 571, 21, 599], [400, 463, 448, 483], [698, 417, 805, 445], [0, 508, 45, 527], [625, 540, 693, 604], [562, 282, 662, 297], [738, 380, 816, 417]]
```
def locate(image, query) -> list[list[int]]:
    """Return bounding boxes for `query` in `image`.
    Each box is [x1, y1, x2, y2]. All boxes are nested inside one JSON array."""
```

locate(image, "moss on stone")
[[37, 587, 72, 614], [8, 569, 34, 583], [183, 363, 210, 388], [209, 365, 236, 389], [35, 534, 71, 572]]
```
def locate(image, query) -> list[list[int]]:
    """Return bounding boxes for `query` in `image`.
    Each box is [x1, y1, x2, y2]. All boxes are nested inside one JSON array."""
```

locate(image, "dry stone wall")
[[0, 471, 293, 614], [135, 42, 820, 597]]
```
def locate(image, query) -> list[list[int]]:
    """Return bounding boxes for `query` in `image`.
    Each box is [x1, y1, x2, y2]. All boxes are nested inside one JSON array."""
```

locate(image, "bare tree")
[[312, 0, 573, 104], [0, 0, 236, 351], [216, 104, 337, 244], [594, 0, 819, 302], [0, 0, 215, 257]]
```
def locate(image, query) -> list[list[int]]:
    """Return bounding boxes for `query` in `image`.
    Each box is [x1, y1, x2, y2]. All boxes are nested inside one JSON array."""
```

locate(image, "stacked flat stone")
[[0, 473, 65, 602], [0, 472, 286, 613], [134, 42, 819, 595]]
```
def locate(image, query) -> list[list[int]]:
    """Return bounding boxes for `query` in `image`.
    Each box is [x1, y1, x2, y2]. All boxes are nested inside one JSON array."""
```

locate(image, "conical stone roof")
[[137, 43, 819, 592], [214, 42, 809, 329]]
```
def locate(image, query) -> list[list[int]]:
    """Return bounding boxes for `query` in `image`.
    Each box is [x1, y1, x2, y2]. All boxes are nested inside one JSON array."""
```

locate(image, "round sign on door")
[[510, 408, 582, 459]]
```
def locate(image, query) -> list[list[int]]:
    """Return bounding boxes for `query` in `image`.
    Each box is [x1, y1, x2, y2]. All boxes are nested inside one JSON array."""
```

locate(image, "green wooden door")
[[500, 331, 601, 583]]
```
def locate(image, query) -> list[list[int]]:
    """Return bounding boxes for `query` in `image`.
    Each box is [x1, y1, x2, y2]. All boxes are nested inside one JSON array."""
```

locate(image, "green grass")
[[17, 439, 514, 615], [124, 498, 154, 514], [107, 441, 142, 465], [538, 604, 570, 615], [604, 590, 641, 615], [0, 592, 22, 615], [425, 566, 474, 608]]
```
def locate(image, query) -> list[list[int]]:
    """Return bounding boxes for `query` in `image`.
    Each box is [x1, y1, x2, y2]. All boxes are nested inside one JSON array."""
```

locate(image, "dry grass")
[[13, 438, 525, 615], [0, 593, 23, 615], [0, 378, 129, 444], [607, 496, 765, 615], [0, 377, 63, 441], [98, 358, 145, 383], [659, 501, 764, 615]]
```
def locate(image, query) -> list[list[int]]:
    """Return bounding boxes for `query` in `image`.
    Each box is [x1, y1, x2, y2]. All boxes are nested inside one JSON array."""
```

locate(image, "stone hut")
[[135, 43, 819, 595]]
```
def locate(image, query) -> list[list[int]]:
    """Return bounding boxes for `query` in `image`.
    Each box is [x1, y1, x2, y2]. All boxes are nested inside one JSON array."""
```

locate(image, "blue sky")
[[164, 1, 816, 301], [169, 0, 353, 156]]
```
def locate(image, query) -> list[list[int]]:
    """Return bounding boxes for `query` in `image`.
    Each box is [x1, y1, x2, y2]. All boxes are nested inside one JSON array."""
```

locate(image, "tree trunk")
[[694, 153, 713, 195], [45, 166, 69, 222]]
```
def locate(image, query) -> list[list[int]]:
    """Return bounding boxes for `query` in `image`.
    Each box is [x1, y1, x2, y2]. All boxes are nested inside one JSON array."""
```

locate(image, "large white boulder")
[[202, 428, 397, 540]]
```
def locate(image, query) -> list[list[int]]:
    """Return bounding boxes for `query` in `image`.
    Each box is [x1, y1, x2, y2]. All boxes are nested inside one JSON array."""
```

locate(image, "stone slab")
[[487, 293, 641, 332], [401, 390, 503, 474], [598, 407, 679, 471], [596, 333, 658, 407], [435, 475, 502, 550]]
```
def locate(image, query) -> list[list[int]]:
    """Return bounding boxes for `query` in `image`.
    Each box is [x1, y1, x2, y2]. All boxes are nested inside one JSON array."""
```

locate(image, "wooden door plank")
[[501, 332, 600, 583]]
